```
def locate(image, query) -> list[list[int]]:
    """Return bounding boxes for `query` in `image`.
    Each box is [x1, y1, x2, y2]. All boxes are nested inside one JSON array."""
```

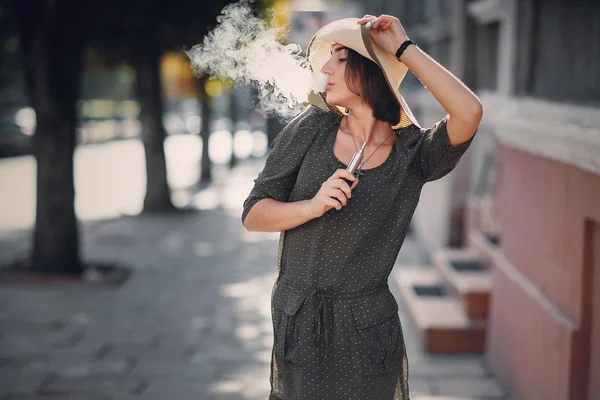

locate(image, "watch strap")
[[395, 39, 415, 61]]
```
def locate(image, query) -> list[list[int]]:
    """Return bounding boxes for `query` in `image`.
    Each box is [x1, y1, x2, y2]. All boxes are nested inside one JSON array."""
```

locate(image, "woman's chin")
[[323, 96, 344, 109]]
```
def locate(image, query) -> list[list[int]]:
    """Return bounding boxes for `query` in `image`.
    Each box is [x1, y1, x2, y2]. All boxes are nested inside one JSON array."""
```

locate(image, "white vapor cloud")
[[186, 1, 325, 121]]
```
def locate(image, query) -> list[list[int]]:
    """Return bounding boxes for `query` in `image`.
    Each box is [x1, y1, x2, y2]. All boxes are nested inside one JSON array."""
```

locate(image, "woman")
[[242, 15, 482, 400]]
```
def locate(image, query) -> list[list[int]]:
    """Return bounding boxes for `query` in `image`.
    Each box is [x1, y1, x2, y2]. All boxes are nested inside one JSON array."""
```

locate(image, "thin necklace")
[[344, 118, 394, 176]]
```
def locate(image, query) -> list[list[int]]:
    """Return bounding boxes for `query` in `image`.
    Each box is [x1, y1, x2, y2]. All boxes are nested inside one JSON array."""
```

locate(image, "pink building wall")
[[487, 144, 600, 400]]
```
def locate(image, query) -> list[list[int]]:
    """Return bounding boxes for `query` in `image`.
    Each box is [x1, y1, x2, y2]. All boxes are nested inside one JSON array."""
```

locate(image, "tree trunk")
[[228, 87, 238, 168], [14, 0, 85, 275], [134, 44, 175, 212], [196, 75, 212, 183]]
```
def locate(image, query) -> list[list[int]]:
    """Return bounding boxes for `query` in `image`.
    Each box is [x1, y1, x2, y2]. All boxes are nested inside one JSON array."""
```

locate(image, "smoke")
[[186, 1, 325, 121]]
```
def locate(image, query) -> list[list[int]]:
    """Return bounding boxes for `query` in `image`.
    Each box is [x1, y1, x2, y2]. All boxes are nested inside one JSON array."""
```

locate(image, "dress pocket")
[[272, 281, 314, 366], [351, 289, 403, 375]]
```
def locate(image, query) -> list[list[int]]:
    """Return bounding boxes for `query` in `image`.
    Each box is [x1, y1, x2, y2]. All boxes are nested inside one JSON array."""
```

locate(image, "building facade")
[[393, 0, 600, 399]]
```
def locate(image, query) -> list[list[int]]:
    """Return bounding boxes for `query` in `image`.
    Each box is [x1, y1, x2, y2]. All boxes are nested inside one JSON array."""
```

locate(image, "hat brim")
[[307, 18, 420, 129]]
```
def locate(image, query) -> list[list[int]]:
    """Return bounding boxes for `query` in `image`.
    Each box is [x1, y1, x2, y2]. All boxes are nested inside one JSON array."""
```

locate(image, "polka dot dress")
[[242, 105, 476, 400]]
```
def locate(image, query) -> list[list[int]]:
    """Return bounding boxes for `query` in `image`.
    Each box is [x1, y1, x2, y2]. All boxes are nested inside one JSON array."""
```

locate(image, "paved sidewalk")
[[0, 158, 508, 400]]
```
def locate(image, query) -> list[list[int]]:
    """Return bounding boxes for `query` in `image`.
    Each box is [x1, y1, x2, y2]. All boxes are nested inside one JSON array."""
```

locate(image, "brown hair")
[[344, 48, 401, 125]]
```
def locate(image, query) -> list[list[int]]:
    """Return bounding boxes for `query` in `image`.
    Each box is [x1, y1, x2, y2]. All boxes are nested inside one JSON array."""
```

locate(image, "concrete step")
[[393, 267, 487, 354], [433, 248, 492, 320]]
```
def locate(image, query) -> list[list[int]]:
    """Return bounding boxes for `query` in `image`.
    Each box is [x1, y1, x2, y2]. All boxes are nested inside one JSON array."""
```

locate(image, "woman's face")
[[320, 43, 360, 108]]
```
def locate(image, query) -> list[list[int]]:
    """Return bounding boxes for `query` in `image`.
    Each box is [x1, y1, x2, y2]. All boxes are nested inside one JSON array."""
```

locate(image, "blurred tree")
[[11, 0, 87, 275], [195, 74, 213, 183], [4, 0, 276, 275], [0, 3, 27, 112], [90, 2, 174, 211], [89, 0, 246, 198], [229, 87, 239, 169]]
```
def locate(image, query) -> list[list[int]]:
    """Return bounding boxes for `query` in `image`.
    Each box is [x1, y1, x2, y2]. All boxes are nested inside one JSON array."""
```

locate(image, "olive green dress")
[[242, 105, 476, 400]]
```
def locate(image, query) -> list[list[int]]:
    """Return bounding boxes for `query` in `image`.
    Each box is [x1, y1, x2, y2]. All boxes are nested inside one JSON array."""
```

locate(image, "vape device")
[[344, 141, 367, 187]]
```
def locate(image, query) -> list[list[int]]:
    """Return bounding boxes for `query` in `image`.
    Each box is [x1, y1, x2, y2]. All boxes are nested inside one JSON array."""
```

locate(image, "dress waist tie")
[[307, 282, 389, 361]]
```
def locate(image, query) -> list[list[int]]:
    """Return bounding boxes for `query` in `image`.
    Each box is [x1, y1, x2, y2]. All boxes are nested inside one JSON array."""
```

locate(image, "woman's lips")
[[325, 83, 334, 91]]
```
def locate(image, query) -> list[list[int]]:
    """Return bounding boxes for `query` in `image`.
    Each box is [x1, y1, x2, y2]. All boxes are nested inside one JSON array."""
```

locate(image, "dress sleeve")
[[418, 115, 477, 182], [241, 105, 327, 224]]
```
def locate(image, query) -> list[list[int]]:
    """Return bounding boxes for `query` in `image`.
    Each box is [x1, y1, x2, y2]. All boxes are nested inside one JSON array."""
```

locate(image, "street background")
[[2, 0, 599, 399]]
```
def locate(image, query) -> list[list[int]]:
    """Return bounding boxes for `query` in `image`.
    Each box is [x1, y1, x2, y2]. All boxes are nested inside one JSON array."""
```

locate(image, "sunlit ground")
[[0, 129, 268, 232]]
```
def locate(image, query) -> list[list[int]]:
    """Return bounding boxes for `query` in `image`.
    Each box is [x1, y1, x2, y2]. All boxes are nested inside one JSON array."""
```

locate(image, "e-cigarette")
[[344, 141, 367, 187]]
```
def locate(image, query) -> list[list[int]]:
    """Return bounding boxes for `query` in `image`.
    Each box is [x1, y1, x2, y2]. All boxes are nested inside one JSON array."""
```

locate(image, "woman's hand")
[[356, 14, 408, 56], [308, 169, 358, 218]]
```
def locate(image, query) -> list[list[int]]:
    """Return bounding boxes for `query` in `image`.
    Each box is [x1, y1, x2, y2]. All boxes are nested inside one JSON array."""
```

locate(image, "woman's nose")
[[320, 58, 332, 75]]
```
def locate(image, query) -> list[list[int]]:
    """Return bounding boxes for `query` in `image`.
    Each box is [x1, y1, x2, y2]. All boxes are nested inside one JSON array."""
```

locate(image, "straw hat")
[[307, 18, 420, 129]]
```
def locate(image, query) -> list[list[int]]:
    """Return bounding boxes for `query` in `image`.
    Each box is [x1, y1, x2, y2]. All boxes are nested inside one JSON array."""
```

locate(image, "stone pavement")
[[0, 158, 510, 400]]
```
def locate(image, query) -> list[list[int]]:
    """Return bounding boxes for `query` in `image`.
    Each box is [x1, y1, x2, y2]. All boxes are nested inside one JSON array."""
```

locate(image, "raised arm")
[[357, 14, 483, 145]]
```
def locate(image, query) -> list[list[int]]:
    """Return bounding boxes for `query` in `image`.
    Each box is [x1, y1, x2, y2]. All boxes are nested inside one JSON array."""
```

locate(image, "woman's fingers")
[[329, 168, 357, 184], [325, 187, 348, 206], [371, 16, 383, 29], [317, 198, 340, 213], [326, 169, 358, 197], [358, 14, 400, 33], [326, 178, 352, 198], [320, 183, 347, 206], [326, 198, 343, 211], [336, 179, 353, 198], [316, 168, 361, 213], [357, 14, 376, 24], [371, 15, 394, 30]]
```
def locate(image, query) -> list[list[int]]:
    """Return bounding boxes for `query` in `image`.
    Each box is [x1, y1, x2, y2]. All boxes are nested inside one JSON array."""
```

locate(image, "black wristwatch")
[[395, 39, 415, 61]]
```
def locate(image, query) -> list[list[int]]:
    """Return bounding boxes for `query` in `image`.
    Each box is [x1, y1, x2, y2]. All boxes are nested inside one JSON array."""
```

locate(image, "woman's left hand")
[[357, 14, 408, 56]]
